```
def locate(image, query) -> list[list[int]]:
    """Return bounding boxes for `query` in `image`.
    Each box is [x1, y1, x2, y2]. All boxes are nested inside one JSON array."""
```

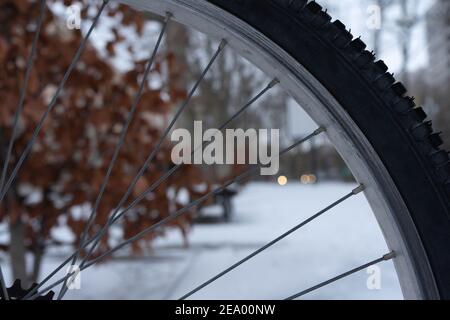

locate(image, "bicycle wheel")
[[0, 0, 449, 300]]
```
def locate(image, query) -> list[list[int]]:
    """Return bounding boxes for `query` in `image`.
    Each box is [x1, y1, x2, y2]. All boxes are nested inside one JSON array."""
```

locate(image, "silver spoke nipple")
[[352, 184, 365, 195], [314, 127, 326, 135], [268, 78, 280, 88], [219, 39, 227, 50], [165, 12, 173, 21], [383, 251, 396, 261]]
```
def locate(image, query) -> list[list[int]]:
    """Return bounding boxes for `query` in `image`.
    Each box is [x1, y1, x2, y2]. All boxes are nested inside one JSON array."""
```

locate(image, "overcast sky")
[[321, 0, 435, 73]]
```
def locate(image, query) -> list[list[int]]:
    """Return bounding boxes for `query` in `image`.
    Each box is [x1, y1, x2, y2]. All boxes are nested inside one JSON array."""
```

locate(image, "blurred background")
[[0, 0, 448, 299]]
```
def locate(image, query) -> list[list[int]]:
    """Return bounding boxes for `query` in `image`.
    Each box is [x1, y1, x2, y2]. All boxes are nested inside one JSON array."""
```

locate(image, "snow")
[[0, 182, 403, 299]]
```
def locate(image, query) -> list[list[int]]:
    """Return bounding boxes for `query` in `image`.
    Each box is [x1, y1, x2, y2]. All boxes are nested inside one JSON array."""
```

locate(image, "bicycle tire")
[[200, 0, 450, 299]]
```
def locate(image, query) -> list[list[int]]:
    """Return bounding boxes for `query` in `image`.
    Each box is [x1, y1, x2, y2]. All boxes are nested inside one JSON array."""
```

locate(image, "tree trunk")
[[31, 243, 44, 283], [398, 0, 419, 88], [31, 216, 46, 283], [166, 20, 192, 129], [400, 0, 411, 86], [372, 0, 385, 55], [1, 114, 28, 286], [9, 218, 29, 286]]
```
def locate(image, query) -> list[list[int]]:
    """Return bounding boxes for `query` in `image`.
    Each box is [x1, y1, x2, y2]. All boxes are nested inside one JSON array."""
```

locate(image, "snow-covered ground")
[[0, 182, 403, 299]]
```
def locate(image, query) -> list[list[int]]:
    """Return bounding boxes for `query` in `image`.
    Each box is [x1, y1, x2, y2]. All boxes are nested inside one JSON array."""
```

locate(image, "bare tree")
[[369, 0, 395, 55], [395, 0, 420, 86]]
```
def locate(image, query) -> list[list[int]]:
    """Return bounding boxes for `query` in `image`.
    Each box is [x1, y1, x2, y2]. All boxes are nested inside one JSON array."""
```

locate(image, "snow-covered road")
[[0, 182, 403, 299]]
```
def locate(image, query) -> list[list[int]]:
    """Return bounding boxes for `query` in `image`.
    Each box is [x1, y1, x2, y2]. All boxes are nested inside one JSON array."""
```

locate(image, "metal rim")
[[117, 0, 439, 299]]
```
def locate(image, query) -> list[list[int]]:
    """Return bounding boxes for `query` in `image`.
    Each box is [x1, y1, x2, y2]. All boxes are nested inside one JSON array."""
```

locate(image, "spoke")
[[79, 77, 276, 266], [57, 12, 172, 300], [0, 0, 46, 193], [28, 128, 325, 299], [23, 74, 275, 301], [78, 39, 228, 266], [216, 78, 279, 131], [0, 0, 109, 203], [56, 38, 226, 299], [284, 252, 396, 300], [0, 265, 9, 300], [179, 185, 364, 300]]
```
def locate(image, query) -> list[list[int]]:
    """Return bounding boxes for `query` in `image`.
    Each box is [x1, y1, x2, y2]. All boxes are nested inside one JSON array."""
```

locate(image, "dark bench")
[[213, 187, 238, 222]]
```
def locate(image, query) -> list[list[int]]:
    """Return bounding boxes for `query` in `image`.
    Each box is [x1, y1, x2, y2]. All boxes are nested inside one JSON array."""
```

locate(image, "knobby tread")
[[279, 0, 450, 194]]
